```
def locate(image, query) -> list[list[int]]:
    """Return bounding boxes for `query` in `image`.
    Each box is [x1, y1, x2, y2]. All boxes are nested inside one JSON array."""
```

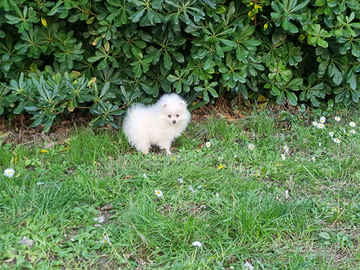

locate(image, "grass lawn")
[[1, 107, 360, 269]]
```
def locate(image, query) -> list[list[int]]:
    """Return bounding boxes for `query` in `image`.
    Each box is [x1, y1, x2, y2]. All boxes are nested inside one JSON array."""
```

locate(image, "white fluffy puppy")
[[123, 93, 191, 154]]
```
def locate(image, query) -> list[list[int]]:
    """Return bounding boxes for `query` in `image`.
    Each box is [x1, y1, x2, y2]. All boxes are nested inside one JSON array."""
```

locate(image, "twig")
[[131, 223, 148, 246], [104, 232, 132, 269], [331, 195, 346, 227], [231, 188, 236, 210], [176, 184, 183, 199]]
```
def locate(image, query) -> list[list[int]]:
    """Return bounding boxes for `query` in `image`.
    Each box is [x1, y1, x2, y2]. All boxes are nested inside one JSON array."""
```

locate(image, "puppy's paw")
[[136, 144, 150, 155]]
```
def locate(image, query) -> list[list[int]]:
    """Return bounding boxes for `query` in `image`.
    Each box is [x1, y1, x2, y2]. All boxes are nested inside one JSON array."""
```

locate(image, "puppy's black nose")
[[172, 120, 176, 124]]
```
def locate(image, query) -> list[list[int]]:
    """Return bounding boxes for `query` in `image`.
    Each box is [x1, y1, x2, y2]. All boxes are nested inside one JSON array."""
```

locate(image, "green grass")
[[1, 108, 360, 269]]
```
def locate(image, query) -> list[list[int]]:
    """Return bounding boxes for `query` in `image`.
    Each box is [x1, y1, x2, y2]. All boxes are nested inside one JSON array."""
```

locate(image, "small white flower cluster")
[[313, 117, 357, 146], [3, 168, 15, 178], [349, 122, 356, 135], [155, 190, 163, 198], [248, 144, 255, 151], [313, 116, 326, 129], [93, 216, 105, 223], [192, 241, 202, 247], [244, 262, 254, 270], [281, 145, 289, 160], [100, 235, 110, 244]]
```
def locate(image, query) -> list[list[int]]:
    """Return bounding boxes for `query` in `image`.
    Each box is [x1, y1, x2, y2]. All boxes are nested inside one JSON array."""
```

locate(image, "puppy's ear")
[[162, 103, 168, 108], [179, 101, 186, 106]]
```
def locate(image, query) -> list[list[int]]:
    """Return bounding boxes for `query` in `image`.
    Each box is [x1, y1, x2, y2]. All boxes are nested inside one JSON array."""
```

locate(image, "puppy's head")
[[161, 100, 188, 125]]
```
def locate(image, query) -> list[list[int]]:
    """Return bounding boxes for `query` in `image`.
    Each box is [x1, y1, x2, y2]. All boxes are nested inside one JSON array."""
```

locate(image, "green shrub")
[[0, 0, 360, 131]]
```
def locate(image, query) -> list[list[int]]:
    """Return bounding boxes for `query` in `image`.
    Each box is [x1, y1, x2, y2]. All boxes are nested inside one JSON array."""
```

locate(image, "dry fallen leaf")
[[44, 141, 57, 149], [18, 236, 35, 247], [100, 204, 114, 211]]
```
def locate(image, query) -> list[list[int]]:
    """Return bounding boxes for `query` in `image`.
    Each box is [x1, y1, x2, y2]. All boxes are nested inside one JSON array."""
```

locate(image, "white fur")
[[122, 93, 191, 154]]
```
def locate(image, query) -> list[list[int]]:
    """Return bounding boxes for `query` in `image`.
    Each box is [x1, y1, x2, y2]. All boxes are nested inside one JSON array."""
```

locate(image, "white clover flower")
[[319, 116, 326, 123], [93, 216, 105, 223], [281, 154, 286, 160], [350, 129, 356, 134], [248, 144, 255, 150], [155, 190, 163, 197], [143, 173, 147, 178], [215, 192, 219, 197], [192, 241, 202, 247], [311, 156, 316, 162], [218, 157, 223, 162], [244, 262, 254, 270], [178, 178, 183, 184], [317, 123, 325, 129], [319, 143, 322, 147], [3, 168, 15, 178], [206, 142, 211, 147], [188, 185, 194, 192], [335, 116, 341, 122], [350, 122, 356, 127], [100, 236, 110, 243], [284, 190, 290, 199], [329, 132, 334, 137], [333, 138, 341, 143], [312, 121, 318, 126]]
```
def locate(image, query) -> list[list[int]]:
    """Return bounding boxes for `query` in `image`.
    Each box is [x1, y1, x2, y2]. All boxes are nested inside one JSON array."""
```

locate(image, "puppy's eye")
[[176, 114, 179, 117], [168, 115, 171, 118]]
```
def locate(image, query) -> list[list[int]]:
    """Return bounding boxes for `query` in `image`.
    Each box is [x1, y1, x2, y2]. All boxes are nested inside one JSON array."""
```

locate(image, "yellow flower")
[[254, 3, 262, 10], [41, 17, 48, 27], [299, 34, 306, 41], [40, 149, 48, 153]]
